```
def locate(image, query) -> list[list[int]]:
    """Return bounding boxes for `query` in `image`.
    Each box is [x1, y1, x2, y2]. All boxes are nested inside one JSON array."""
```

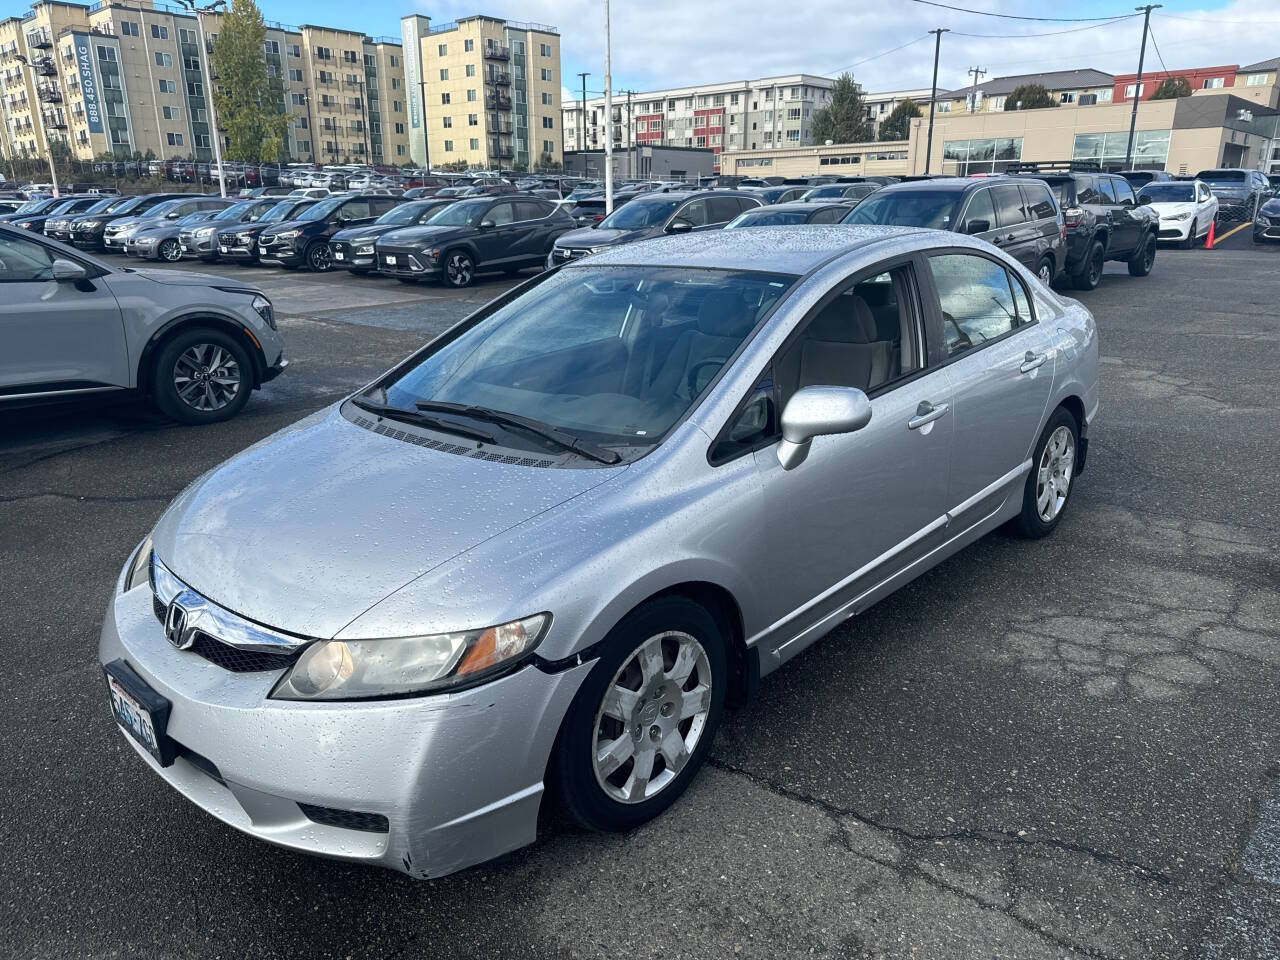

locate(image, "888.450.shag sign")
[[75, 36, 103, 134]]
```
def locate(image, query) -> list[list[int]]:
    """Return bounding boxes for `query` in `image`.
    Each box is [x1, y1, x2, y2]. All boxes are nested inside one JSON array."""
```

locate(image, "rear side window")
[[808, 207, 846, 224], [1076, 177, 1106, 204], [1112, 178, 1136, 206], [928, 253, 1022, 358], [1096, 178, 1118, 203], [341, 199, 372, 220], [1023, 184, 1057, 220], [707, 197, 741, 224], [991, 184, 1027, 226], [514, 200, 547, 220], [735, 196, 761, 213]]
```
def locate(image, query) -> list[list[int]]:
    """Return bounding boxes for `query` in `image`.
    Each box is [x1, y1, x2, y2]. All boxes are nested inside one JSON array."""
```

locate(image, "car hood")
[[259, 218, 308, 239], [1258, 198, 1280, 216], [1206, 185, 1249, 198], [151, 406, 623, 638], [126, 266, 248, 288], [556, 226, 647, 248], [332, 224, 396, 243], [1146, 201, 1196, 216], [132, 222, 183, 237], [376, 224, 470, 246]]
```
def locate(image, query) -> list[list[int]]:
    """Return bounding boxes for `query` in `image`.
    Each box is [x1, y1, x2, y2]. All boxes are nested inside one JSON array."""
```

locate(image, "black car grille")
[[152, 591, 302, 672], [297, 803, 390, 834]]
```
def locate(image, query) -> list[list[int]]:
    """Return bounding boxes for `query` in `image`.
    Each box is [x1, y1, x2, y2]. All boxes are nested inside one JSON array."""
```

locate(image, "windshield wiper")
[[414, 401, 621, 464], [351, 397, 496, 443]]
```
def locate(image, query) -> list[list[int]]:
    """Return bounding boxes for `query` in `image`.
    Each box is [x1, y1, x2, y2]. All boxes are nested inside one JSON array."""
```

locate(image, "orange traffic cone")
[[1205, 219, 1215, 250]]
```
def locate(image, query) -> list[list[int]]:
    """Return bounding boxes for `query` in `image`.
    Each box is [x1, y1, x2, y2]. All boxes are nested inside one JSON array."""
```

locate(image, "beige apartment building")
[[401, 13, 560, 171], [0, 0, 409, 167]]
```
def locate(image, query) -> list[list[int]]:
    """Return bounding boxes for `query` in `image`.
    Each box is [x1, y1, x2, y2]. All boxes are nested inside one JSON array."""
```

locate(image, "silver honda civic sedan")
[[100, 226, 1099, 878]]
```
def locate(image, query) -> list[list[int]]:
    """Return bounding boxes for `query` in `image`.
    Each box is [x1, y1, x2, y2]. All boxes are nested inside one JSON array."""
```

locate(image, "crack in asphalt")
[[708, 757, 1168, 960]]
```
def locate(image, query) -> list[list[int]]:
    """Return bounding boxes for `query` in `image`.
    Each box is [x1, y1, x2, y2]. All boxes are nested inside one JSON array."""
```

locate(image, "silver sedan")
[[100, 226, 1099, 878]]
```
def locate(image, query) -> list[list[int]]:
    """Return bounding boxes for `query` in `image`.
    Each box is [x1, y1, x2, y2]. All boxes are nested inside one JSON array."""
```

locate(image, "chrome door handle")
[[908, 401, 950, 430], [1019, 351, 1047, 374]]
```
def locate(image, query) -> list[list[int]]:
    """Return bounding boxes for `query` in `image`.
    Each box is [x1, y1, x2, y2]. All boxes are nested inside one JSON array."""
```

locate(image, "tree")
[[210, 0, 288, 163], [809, 73, 872, 145], [878, 98, 921, 141], [1003, 83, 1059, 110], [1149, 76, 1192, 100]]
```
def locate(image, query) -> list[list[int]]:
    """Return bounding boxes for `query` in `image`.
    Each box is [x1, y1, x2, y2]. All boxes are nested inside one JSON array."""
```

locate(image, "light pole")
[[603, 0, 613, 213], [177, 0, 227, 196], [14, 54, 60, 197], [1124, 5, 1161, 170], [923, 28, 948, 175]]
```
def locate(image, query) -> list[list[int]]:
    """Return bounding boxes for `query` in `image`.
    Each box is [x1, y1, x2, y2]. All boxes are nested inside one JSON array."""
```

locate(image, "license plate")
[[219, 245, 228, 253], [104, 659, 175, 766], [180, 243, 190, 251], [334, 250, 344, 260], [384, 255, 397, 265]]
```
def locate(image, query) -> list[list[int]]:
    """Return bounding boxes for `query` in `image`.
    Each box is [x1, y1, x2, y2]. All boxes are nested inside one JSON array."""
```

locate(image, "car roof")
[[583, 224, 917, 274], [753, 200, 849, 213], [869, 177, 1009, 194]]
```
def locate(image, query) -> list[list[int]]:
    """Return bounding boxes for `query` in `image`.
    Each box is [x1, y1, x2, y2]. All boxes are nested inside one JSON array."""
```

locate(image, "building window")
[[1124, 83, 1144, 98], [1097, 89, 1113, 102], [941, 137, 1023, 175], [187, 81, 202, 97], [785, 129, 800, 141], [541, 68, 552, 81], [1202, 77, 1225, 89], [542, 116, 553, 128], [158, 79, 176, 94], [469, 137, 479, 150], [540, 42, 551, 57], [464, 39, 474, 52], [696, 135, 706, 147], [162, 105, 180, 119], [442, 116, 452, 127], [394, 121, 404, 133], [120, 21, 139, 36], [290, 44, 301, 58], [393, 100, 402, 111], [464, 63, 475, 77], [439, 68, 449, 80], [195, 134, 210, 148], [1060, 92, 1075, 103], [694, 115, 706, 128], [97, 45, 117, 62], [1073, 128, 1169, 170], [787, 107, 800, 120], [1246, 72, 1268, 86], [166, 132, 183, 146], [151, 24, 169, 40], [444, 139, 453, 152], [264, 40, 279, 55], [315, 46, 331, 60], [542, 92, 552, 105], [467, 89, 476, 102], [289, 68, 303, 82], [468, 113, 478, 125], [154, 51, 171, 67], [441, 92, 451, 104], [291, 93, 306, 105], [543, 139, 554, 154], [437, 43, 447, 56]]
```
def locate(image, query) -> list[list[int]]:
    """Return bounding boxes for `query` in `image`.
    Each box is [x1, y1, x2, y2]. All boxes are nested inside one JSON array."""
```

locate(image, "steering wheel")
[[687, 357, 728, 398], [941, 311, 971, 351]]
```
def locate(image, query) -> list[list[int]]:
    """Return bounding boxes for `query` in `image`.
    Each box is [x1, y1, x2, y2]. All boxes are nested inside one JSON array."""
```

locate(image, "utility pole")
[[178, 0, 227, 197], [1124, 4, 1161, 170], [577, 71, 589, 159], [923, 28, 948, 175], [624, 88, 633, 178], [967, 65, 986, 114], [603, 0, 613, 213]]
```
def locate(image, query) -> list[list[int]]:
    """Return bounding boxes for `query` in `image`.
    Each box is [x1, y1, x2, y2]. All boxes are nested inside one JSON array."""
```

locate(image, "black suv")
[[376, 195, 574, 287], [549, 190, 763, 268], [329, 198, 455, 273], [845, 177, 1067, 285], [257, 193, 402, 271], [1194, 168, 1274, 223], [1009, 169, 1157, 290], [214, 196, 319, 263]]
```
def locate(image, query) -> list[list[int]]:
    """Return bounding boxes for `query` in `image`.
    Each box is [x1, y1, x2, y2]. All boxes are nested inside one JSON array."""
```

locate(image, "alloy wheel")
[[446, 253, 473, 286], [160, 239, 181, 262], [1035, 425, 1075, 522], [1088, 248, 1103, 285], [591, 631, 713, 804], [173, 343, 242, 412], [1037, 262, 1052, 284], [1142, 236, 1156, 270], [309, 244, 331, 271]]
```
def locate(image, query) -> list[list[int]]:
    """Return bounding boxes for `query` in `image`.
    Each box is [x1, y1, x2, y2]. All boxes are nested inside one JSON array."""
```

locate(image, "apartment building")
[[562, 74, 835, 172], [401, 13, 560, 171], [949, 69, 1116, 113], [0, 0, 409, 166], [861, 86, 951, 135]]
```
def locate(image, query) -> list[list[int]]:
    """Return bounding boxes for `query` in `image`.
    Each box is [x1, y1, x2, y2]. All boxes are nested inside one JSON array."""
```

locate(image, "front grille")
[[189, 633, 298, 672], [1158, 229, 1183, 239], [297, 802, 390, 834]]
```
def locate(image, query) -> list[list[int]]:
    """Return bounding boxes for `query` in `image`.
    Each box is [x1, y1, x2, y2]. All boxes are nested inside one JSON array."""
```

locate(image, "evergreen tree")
[[210, 0, 288, 163], [878, 98, 921, 141], [810, 73, 872, 144], [1003, 83, 1059, 110], [1149, 76, 1192, 100]]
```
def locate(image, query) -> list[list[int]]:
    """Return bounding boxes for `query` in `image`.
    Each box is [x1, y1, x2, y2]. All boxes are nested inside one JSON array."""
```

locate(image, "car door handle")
[[1019, 351, 1047, 373], [907, 401, 950, 430]]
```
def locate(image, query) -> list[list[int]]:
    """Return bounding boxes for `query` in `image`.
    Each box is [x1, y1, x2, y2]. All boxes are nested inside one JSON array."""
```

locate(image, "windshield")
[[297, 196, 345, 221], [15, 197, 60, 215], [844, 190, 959, 229], [83, 196, 122, 215], [377, 202, 430, 225], [261, 200, 304, 222], [377, 266, 797, 448], [109, 195, 147, 215], [425, 199, 489, 226], [599, 198, 681, 229], [727, 209, 809, 228], [215, 200, 256, 221], [1138, 183, 1195, 203], [50, 198, 87, 214], [177, 211, 213, 226], [147, 198, 188, 218], [1197, 171, 1246, 187]]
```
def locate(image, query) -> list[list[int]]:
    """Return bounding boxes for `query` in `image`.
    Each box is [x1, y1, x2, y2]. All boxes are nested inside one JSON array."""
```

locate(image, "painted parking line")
[[1212, 220, 1253, 245]]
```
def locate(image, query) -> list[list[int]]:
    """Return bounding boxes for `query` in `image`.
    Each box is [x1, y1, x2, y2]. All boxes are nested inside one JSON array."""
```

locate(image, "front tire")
[[551, 596, 727, 832], [306, 241, 332, 272], [158, 238, 182, 262], [442, 249, 475, 288], [1071, 240, 1105, 291], [151, 326, 254, 425], [1013, 406, 1079, 539], [1127, 232, 1156, 276]]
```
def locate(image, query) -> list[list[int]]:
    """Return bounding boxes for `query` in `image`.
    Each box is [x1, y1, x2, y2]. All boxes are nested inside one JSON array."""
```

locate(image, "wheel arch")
[[1054, 394, 1088, 474], [137, 313, 268, 397]]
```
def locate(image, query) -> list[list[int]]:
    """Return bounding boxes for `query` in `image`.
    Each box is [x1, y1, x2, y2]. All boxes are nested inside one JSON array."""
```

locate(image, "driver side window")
[[959, 189, 995, 234], [0, 232, 56, 282], [675, 199, 709, 227], [487, 201, 516, 225]]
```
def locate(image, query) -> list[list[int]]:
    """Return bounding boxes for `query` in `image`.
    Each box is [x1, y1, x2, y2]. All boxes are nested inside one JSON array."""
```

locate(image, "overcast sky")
[[268, 0, 1280, 102]]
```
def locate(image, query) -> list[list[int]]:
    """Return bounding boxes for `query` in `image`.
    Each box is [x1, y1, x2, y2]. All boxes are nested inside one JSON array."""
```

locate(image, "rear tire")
[[1071, 240, 1105, 291], [150, 326, 254, 425], [1127, 232, 1156, 276], [551, 595, 727, 833], [1012, 406, 1079, 539]]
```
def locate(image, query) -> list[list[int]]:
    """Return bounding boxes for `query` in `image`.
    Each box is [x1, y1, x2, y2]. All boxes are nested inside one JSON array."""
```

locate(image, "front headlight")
[[355, 244, 374, 255], [588, 245, 610, 254], [123, 535, 153, 592], [1167, 211, 1192, 221], [251, 294, 276, 329], [196, 226, 215, 237], [270, 613, 550, 701], [15, 220, 34, 229], [82, 219, 101, 228], [276, 229, 300, 240]]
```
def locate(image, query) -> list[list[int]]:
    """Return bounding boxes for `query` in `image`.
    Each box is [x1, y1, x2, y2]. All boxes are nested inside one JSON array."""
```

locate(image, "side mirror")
[[964, 218, 990, 234], [667, 218, 694, 234], [776, 386, 872, 470], [51, 259, 88, 283], [479, 219, 495, 229]]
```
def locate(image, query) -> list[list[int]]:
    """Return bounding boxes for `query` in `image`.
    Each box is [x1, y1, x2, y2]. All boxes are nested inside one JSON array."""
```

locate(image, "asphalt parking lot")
[[3, 242, 1279, 960]]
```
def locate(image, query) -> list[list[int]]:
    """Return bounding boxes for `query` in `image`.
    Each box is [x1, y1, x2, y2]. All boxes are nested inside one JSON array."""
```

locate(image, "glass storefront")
[[940, 137, 1022, 175], [1072, 129, 1170, 170]]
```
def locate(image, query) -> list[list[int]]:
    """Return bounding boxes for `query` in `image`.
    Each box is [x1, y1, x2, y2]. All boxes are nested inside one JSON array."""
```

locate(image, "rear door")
[[989, 183, 1037, 269], [0, 231, 128, 393], [1106, 177, 1142, 255], [707, 196, 745, 229]]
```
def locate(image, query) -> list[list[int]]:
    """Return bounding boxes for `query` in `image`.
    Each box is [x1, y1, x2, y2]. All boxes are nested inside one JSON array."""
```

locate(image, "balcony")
[[485, 93, 511, 112], [35, 57, 57, 77], [485, 70, 510, 86], [488, 116, 512, 134], [37, 83, 60, 103], [42, 111, 67, 129], [489, 143, 513, 159], [27, 29, 53, 49], [483, 44, 510, 61]]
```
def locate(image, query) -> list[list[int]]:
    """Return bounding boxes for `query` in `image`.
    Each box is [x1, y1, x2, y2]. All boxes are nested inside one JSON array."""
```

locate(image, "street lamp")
[[176, 0, 227, 197], [14, 54, 60, 197]]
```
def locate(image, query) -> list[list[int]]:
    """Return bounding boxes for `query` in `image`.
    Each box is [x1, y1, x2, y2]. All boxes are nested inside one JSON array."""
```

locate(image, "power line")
[[822, 34, 932, 77], [1155, 11, 1280, 26], [908, 0, 1133, 23], [1146, 22, 1170, 76], [949, 16, 1138, 40]]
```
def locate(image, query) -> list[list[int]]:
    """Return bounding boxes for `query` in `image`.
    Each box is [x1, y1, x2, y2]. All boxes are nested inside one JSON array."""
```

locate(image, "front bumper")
[[126, 237, 161, 259], [103, 231, 133, 251], [181, 232, 219, 258], [217, 234, 260, 259], [258, 237, 303, 265], [98, 576, 591, 879], [1253, 216, 1280, 240], [330, 241, 375, 269], [377, 249, 439, 278], [71, 228, 106, 249], [1157, 218, 1193, 241]]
